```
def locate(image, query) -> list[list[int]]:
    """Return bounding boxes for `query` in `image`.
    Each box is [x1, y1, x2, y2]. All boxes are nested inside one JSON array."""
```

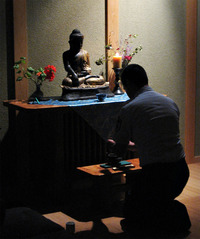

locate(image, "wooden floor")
[[176, 162, 200, 239], [44, 162, 200, 239]]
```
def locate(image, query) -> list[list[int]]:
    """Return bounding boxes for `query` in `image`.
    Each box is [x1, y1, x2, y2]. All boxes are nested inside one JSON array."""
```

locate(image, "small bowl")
[[96, 93, 107, 102]]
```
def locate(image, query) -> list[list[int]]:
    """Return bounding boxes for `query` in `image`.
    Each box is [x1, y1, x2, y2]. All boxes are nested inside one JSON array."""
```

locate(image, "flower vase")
[[29, 84, 43, 101], [122, 59, 129, 69]]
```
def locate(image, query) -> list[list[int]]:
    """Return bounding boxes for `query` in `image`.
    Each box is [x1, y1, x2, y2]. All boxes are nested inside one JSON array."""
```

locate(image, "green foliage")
[[16, 76, 23, 81], [95, 33, 142, 68], [27, 67, 35, 73], [13, 57, 47, 85]]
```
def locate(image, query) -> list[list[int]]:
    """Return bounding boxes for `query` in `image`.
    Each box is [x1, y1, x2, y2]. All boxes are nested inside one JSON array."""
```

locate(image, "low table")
[[77, 158, 142, 177], [77, 158, 142, 213]]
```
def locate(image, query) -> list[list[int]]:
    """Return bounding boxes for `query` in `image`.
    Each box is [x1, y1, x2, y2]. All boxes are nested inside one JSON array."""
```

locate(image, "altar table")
[[2, 94, 137, 207]]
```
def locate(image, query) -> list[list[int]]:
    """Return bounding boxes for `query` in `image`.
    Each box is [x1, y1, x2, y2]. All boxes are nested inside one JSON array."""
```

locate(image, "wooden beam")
[[185, 0, 197, 163], [13, 0, 28, 100], [106, 0, 119, 90]]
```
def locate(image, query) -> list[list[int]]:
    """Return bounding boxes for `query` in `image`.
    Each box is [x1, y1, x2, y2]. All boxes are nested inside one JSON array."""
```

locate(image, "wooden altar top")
[[3, 94, 129, 112], [3, 99, 70, 111]]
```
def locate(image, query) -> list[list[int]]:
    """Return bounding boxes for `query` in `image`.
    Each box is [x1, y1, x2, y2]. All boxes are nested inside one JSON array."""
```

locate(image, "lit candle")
[[113, 53, 122, 68]]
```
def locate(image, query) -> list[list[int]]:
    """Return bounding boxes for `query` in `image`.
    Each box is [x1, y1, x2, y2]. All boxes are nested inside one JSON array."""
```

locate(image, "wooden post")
[[106, 0, 119, 91], [13, 0, 28, 100], [185, 0, 197, 163]]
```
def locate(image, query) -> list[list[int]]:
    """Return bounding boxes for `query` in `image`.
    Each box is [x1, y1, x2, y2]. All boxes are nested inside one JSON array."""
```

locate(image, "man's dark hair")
[[121, 64, 148, 89]]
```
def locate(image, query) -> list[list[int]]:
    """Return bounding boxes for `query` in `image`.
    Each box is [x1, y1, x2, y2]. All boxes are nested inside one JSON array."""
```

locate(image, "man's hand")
[[108, 139, 137, 152], [127, 141, 137, 152], [107, 139, 116, 146]]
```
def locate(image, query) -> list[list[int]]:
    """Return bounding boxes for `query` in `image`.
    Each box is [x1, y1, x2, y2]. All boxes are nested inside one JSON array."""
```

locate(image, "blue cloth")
[[30, 93, 129, 107], [30, 93, 130, 141]]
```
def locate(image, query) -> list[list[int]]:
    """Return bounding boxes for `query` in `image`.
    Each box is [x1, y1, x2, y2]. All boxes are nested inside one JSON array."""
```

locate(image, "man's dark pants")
[[122, 158, 191, 235]]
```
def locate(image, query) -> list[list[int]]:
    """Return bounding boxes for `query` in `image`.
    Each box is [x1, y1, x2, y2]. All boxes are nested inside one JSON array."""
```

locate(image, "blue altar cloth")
[[30, 93, 130, 107], [31, 93, 130, 141]]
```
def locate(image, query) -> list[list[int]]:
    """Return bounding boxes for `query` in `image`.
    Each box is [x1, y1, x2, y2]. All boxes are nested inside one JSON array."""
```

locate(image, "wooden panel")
[[1, 103, 109, 205], [185, 0, 197, 163], [13, 0, 28, 100], [106, 0, 119, 91]]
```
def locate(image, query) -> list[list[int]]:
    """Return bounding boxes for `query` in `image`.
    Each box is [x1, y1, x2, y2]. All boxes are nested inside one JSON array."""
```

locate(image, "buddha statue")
[[62, 29, 106, 88]]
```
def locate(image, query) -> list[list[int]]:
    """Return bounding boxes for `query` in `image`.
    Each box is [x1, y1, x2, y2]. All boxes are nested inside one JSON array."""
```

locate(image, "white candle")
[[113, 53, 122, 68]]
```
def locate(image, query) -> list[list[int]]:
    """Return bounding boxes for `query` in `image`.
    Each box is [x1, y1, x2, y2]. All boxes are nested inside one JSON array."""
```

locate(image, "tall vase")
[[29, 84, 43, 101]]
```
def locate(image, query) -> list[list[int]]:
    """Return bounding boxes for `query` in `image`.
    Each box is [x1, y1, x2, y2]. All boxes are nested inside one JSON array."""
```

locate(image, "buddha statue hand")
[[62, 74, 106, 87], [85, 75, 105, 85], [71, 73, 80, 87]]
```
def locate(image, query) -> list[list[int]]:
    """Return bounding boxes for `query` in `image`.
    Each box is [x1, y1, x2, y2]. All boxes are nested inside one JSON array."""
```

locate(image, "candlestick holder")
[[113, 68, 124, 95]]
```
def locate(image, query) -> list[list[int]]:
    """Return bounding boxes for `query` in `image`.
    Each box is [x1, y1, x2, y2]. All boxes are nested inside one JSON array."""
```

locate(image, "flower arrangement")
[[95, 34, 142, 68], [13, 57, 56, 86]]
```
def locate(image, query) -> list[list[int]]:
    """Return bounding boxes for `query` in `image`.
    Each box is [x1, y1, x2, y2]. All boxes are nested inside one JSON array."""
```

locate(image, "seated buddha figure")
[[62, 29, 105, 87]]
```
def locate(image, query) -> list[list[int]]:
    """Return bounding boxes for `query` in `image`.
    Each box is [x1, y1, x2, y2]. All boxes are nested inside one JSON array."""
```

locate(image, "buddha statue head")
[[69, 29, 84, 54]]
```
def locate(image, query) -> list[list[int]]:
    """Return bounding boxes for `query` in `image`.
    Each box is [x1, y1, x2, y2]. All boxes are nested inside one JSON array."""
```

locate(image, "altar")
[[2, 94, 135, 206]]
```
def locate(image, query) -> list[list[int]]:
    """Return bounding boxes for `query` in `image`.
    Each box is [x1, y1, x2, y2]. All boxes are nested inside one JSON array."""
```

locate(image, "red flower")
[[44, 65, 56, 82], [36, 72, 42, 77], [124, 55, 132, 61]]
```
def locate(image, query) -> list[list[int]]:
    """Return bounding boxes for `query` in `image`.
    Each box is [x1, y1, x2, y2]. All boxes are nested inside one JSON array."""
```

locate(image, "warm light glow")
[[113, 53, 122, 68]]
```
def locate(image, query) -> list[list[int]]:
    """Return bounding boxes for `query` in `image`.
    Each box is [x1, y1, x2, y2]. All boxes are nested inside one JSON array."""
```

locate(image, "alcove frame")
[[13, 0, 198, 163]]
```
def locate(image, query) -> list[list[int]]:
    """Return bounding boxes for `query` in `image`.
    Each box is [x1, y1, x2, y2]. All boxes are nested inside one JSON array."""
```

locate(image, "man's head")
[[69, 29, 84, 52], [121, 64, 148, 98]]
